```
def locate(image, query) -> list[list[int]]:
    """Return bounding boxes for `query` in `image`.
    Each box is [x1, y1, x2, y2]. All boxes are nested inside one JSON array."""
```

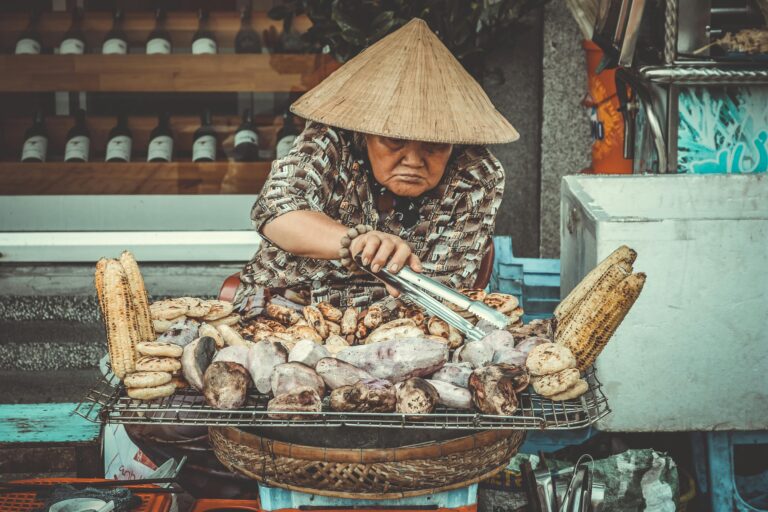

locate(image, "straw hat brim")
[[291, 18, 520, 145]]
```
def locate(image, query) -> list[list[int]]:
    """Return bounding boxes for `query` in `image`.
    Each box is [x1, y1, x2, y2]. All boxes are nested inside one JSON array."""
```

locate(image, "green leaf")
[[371, 11, 396, 38]]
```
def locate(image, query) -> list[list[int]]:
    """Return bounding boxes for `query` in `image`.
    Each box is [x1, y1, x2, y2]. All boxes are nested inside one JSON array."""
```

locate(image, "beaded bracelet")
[[339, 224, 373, 270]]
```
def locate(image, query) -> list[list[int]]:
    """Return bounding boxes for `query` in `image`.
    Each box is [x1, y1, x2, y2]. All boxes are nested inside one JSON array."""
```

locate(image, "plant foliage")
[[269, 0, 547, 78]]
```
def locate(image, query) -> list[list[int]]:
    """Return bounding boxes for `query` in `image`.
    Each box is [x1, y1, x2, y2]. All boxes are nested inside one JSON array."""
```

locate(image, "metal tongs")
[[355, 256, 510, 342]]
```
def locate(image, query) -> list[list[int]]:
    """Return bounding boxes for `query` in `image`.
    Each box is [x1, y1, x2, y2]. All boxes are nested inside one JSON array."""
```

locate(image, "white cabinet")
[[560, 174, 768, 431]]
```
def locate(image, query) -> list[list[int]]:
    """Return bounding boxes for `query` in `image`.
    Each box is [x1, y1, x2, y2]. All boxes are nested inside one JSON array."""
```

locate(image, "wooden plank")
[[0, 403, 100, 445], [0, 161, 270, 195], [0, 54, 338, 92], [1, 115, 282, 159], [0, 11, 312, 51]]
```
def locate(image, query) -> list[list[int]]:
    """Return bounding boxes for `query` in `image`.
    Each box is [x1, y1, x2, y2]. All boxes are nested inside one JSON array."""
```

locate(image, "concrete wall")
[[487, 1, 591, 258], [485, 10, 544, 258], [539, 1, 592, 258]]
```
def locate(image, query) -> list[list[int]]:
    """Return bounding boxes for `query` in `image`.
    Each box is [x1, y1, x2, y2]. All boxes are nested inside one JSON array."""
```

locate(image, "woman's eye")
[[383, 137, 405, 149], [424, 143, 450, 153]]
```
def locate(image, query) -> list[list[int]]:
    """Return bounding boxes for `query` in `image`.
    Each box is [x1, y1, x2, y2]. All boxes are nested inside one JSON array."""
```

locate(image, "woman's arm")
[[262, 210, 347, 260], [251, 122, 345, 256]]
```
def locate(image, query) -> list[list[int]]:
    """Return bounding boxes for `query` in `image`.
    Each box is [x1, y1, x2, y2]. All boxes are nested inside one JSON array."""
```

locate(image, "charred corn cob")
[[103, 259, 140, 379], [556, 272, 646, 371], [119, 250, 154, 343], [556, 263, 629, 334], [554, 245, 637, 322], [94, 257, 109, 318]]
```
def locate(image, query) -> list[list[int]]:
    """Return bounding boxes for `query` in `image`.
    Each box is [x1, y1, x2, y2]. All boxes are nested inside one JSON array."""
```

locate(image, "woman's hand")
[[349, 231, 422, 296]]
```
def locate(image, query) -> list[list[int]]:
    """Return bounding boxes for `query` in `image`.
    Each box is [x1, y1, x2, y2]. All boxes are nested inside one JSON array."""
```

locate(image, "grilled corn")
[[103, 259, 140, 379], [557, 263, 629, 334], [94, 257, 108, 317], [556, 272, 646, 371], [119, 250, 154, 343], [554, 245, 636, 322]]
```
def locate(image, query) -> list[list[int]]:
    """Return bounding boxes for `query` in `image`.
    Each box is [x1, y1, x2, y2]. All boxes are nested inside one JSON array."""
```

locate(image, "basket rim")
[[209, 426, 518, 464], [224, 453, 511, 500]]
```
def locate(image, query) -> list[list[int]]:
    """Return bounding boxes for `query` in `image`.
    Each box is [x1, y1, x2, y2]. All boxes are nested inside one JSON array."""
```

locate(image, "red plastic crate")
[[192, 499, 261, 511], [0, 478, 172, 512]]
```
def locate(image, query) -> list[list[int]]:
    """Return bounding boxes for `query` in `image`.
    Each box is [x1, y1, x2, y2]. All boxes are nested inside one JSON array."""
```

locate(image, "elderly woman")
[[234, 18, 518, 317]]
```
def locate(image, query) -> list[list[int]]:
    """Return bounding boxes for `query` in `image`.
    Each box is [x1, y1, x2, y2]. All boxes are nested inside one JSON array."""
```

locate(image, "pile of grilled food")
[[95, 246, 644, 418]]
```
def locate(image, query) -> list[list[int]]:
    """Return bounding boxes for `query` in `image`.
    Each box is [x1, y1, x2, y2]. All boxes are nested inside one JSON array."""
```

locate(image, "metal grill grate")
[[75, 369, 609, 430]]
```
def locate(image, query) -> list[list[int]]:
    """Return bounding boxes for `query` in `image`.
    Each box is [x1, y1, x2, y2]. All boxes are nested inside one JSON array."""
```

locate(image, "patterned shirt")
[[234, 121, 505, 314]]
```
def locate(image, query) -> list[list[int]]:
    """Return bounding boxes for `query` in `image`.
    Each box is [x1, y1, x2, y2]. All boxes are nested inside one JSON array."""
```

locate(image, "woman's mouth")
[[392, 174, 425, 183]]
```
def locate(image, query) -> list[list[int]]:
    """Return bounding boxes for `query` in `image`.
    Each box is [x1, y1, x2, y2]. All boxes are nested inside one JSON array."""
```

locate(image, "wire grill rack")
[[74, 369, 610, 431]]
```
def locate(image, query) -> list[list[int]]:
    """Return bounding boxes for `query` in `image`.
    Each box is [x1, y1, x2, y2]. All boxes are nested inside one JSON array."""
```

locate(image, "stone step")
[[0, 262, 238, 299], [0, 369, 101, 404], [0, 321, 104, 371], [0, 295, 101, 323]]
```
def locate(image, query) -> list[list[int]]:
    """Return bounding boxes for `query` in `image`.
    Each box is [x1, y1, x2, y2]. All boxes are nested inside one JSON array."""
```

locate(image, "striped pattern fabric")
[[234, 121, 505, 316]]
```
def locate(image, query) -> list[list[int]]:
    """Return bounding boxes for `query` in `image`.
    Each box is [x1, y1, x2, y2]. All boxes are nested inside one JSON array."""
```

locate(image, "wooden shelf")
[[0, 11, 312, 51], [2, 115, 286, 158], [0, 54, 340, 92], [0, 161, 271, 195]]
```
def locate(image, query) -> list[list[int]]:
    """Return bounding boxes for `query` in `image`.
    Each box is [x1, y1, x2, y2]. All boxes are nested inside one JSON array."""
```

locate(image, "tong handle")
[[395, 267, 474, 309], [354, 255, 485, 341]]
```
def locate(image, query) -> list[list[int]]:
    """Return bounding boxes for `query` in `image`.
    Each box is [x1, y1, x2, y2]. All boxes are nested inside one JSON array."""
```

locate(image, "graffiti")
[[692, 131, 768, 174], [678, 87, 768, 174]]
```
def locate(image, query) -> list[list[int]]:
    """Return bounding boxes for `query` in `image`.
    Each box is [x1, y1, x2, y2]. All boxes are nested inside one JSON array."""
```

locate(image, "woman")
[[127, 19, 520, 497], [234, 18, 518, 317]]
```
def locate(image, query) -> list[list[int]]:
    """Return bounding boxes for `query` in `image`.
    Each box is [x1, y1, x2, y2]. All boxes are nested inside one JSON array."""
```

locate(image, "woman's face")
[[365, 134, 452, 197]]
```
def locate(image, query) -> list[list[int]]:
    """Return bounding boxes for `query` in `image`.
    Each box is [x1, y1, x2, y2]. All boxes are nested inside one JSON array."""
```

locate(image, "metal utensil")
[[355, 257, 509, 341], [558, 455, 594, 512]]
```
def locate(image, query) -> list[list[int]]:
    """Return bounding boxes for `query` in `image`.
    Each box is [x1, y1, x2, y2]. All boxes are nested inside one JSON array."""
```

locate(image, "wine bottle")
[[275, 108, 300, 159], [235, 6, 261, 54], [233, 108, 259, 162], [102, 8, 128, 55], [15, 9, 42, 55], [21, 111, 48, 163], [64, 109, 90, 163], [192, 109, 217, 162], [191, 9, 217, 55], [59, 7, 86, 55], [105, 113, 132, 162], [146, 8, 172, 55], [147, 113, 174, 162]]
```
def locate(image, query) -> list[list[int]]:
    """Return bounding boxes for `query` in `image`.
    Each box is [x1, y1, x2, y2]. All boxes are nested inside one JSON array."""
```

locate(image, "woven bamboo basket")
[[209, 427, 525, 499]]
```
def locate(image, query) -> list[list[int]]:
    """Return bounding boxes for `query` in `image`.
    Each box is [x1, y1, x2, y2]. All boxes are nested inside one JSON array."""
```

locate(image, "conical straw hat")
[[291, 18, 519, 145]]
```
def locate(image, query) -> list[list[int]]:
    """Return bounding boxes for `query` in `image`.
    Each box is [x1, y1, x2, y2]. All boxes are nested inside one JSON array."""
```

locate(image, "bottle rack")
[[0, 7, 340, 196]]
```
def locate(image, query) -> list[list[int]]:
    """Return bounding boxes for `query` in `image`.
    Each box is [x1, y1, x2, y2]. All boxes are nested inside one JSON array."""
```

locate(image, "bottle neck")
[[154, 11, 166, 31], [240, 9, 251, 28], [198, 11, 209, 30], [69, 9, 81, 30], [26, 11, 40, 31]]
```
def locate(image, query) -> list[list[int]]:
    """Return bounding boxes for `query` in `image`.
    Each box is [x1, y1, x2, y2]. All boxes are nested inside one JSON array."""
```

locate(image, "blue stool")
[[258, 483, 479, 510], [0, 403, 102, 477], [692, 431, 768, 512]]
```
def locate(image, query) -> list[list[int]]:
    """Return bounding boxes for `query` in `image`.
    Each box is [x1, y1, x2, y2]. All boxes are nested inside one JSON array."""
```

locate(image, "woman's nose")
[[401, 143, 425, 167]]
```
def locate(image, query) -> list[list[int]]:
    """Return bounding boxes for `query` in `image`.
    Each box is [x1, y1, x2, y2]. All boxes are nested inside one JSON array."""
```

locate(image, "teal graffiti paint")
[[678, 87, 768, 174]]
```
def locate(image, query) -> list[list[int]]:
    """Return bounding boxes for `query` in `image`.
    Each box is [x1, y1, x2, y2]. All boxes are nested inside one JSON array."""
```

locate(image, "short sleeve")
[[251, 122, 344, 234]]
